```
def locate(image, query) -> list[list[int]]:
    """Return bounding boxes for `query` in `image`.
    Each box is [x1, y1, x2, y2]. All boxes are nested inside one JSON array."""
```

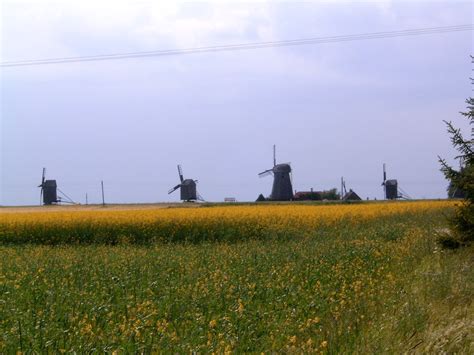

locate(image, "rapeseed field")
[[0, 200, 454, 244], [1, 201, 471, 352]]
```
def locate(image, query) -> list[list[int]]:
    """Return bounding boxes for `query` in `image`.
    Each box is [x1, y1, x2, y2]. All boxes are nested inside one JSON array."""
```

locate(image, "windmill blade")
[[38, 167, 46, 187], [258, 168, 273, 178], [177, 165, 184, 182], [168, 184, 181, 194], [38, 167, 45, 205]]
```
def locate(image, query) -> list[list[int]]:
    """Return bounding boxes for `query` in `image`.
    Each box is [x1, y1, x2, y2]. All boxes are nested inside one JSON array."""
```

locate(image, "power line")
[[1, 24, 472, 67]]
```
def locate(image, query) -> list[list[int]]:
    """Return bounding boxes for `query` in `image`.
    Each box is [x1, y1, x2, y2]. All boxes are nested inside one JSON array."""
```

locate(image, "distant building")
[[342, 189, 362, 201], [256, 194, 266, 202], [294, 188, 322, 201]]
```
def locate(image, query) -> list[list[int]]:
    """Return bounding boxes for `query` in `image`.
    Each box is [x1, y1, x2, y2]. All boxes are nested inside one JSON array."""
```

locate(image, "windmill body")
[[180, 179, 197, 201], [168, 165, 199, 202], [270, 163, 293, 201], [385, 179, 398, 200], [258, 145, 294, 201], [38, 168, 59, 205], [42, 180, 58, 205]]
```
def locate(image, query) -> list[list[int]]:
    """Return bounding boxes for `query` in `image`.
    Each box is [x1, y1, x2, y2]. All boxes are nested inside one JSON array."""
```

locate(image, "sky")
[[1, 0, 472, 205]]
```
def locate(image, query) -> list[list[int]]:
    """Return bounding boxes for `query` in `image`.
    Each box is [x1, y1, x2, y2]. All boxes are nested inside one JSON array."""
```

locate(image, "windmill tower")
[[258, 145, 294, 201], [168, 165, 202, 202], [38, 168, 58, 205]]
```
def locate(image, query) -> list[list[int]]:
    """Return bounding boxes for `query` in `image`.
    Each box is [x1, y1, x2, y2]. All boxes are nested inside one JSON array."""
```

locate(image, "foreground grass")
[[0, 202, 472, 352], [360, 243, 473, 353]]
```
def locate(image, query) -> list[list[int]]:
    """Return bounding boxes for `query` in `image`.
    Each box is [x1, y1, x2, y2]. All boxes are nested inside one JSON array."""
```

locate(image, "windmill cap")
[[182, 179, 196, 185], [273, 164, 291, 173], [386, 179, 398, 185]]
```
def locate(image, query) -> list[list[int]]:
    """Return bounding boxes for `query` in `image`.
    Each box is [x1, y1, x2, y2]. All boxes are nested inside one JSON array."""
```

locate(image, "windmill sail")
[[168, 184, 181, 194], [39, 168, 46, 205]]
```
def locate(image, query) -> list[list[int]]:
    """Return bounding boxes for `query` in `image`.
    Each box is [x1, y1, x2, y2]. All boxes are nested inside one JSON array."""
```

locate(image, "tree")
[[438, 85, 473, 247], [320, 188, 340, 201]]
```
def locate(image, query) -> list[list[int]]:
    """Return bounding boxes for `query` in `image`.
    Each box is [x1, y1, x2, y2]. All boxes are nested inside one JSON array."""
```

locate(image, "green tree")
[[320, 188, 340, 201], [438, 90, 473, 248]]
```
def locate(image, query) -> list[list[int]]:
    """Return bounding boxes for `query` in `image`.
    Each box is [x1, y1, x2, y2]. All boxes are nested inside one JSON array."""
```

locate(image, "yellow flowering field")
[[1, 200, 471, 353], [0, 200, 455, 244]]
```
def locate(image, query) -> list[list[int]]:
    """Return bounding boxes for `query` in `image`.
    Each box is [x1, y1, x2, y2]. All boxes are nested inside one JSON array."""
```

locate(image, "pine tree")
[[438, 90, 473, 247]]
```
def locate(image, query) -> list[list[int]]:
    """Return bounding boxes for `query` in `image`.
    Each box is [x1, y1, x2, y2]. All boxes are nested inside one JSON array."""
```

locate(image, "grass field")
[[0, 201, 472, 352]]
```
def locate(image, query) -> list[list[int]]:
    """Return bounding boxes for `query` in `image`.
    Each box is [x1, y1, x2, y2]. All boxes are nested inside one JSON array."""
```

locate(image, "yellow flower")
[[237, 299, 244, 313]]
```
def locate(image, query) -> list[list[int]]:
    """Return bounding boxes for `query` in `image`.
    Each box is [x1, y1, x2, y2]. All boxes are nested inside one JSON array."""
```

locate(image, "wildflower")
[[237, 299, 244, 313]]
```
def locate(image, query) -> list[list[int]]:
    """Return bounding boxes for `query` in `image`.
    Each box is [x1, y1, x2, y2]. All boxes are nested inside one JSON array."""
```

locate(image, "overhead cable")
[[1, 24, 472, 67]]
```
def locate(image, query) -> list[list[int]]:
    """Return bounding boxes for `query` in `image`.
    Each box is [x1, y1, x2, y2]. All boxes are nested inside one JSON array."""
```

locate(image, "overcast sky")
[[1, 0, 472, 205]]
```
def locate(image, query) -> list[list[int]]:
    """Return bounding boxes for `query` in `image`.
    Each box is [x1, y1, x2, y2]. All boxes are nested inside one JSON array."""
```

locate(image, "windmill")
[[258, 145, 294, 201], [38, 168, 76, 205], [381, 163, 397, 199], [168, 165, 203, 202], [381, 164, 410, 200]]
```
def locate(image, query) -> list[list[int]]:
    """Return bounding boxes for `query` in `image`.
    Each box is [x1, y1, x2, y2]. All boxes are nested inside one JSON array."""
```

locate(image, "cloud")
[[1, 1, 276, 60]]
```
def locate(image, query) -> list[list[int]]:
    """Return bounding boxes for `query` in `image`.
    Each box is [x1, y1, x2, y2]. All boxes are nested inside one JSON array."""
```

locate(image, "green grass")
[[0, 206, 472, 352]]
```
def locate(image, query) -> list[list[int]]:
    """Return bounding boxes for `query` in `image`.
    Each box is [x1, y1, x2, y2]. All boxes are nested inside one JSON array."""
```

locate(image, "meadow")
[[0, 201, 472, 352]]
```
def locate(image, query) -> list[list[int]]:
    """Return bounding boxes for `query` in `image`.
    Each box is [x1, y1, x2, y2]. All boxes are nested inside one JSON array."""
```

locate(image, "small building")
[[342, 189, 362, 201], [294, 188, 322, 201], [256, 194, 266, 202]]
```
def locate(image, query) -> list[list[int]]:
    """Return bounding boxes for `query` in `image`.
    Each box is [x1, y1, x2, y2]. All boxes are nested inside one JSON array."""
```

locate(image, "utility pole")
[[273, 144, 276, 167], [341, 177, 344, 200], [382, 163, 387, 200], [101, 181, 105, 206]]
